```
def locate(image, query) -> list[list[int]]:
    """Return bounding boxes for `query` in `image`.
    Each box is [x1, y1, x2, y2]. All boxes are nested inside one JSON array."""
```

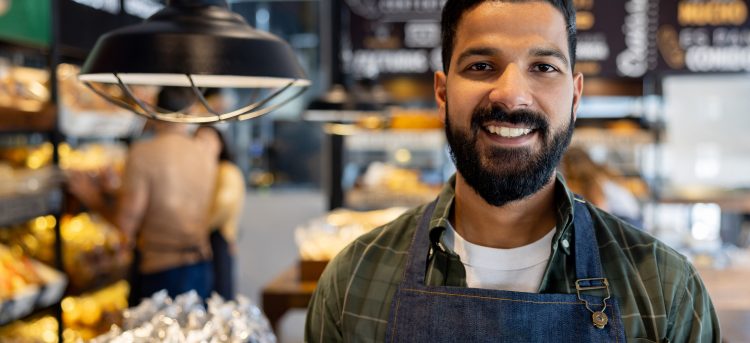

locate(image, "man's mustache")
[[471, 107, 550, 133]]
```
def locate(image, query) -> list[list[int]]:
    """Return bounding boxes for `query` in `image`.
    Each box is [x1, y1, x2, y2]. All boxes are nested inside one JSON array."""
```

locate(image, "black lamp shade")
[[79, 2, 310, 88]]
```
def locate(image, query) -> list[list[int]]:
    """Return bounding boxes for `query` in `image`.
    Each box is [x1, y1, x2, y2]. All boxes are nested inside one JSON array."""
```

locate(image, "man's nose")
[[487, 64, 533, 112]]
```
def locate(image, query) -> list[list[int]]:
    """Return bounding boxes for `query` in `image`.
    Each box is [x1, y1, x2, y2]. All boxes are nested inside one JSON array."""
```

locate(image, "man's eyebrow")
[[530, 47, 570, 69], [456, 47, 500, 66]]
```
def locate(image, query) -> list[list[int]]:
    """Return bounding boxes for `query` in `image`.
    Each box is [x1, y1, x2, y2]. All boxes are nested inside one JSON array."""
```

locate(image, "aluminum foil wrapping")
[[91, 291, 276, 343]]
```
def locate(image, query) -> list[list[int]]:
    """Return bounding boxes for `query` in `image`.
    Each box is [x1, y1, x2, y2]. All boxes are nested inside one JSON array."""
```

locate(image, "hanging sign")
[[656, 0, 750, 73], [0, 0, 51, 47], [344, 0, 446, 79], [573, 0, 659, 78]]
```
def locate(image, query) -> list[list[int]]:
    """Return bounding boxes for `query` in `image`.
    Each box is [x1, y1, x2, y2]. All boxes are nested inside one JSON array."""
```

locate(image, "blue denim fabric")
[[136, 261, 214, 302], [385, 199, 626, 342], [210, 230, 235, 300]]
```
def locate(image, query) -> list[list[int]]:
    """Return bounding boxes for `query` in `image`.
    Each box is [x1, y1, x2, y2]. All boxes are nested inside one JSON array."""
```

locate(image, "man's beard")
[[445, 104, 574, 207]]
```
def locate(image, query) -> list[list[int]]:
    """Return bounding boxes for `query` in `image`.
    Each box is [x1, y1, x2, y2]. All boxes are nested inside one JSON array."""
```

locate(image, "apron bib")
[[385, 199, 626, 342]]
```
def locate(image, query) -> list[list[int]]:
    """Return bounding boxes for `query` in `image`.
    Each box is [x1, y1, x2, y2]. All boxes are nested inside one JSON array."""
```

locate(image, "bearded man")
[[305, 0, 720, 341]]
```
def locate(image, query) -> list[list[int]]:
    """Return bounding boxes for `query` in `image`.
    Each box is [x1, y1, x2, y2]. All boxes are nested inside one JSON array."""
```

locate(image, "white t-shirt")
[[442, 223, 555, 293]]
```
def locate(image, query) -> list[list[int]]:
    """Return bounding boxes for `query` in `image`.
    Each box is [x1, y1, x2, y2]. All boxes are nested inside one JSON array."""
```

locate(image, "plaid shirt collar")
[[428, 172, 577, 257]]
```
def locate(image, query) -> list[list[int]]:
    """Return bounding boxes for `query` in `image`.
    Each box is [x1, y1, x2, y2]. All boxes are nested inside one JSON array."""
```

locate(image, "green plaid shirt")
[[305, 174, 720, 342]]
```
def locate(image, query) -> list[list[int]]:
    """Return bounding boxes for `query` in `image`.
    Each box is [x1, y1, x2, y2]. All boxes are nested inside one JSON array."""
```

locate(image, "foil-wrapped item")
[[91, 291, 276, 343]]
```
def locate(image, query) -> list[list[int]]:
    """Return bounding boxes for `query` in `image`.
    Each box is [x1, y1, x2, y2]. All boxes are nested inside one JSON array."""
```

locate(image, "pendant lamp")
[[79, 0, 310, 123]]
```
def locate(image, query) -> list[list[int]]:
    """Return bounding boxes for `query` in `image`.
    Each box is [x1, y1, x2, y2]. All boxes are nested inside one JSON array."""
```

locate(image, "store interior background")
[[1, 0, 750, 342]]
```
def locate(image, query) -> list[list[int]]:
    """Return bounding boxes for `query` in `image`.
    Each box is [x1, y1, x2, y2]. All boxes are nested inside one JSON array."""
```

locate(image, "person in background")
[[305, 0, 720, 341], [560, 146, 643, 227], [195, 125, 246, 300], [67, 87, 220, 304]]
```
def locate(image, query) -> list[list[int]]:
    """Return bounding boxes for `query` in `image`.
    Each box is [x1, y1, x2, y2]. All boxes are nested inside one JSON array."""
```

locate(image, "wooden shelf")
[[0, 105, 57, 133]]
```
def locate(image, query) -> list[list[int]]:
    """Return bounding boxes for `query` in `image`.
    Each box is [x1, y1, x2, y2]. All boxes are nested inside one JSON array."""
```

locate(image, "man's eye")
[[468, 63, 492, 71], [533, 64, 559, 73]]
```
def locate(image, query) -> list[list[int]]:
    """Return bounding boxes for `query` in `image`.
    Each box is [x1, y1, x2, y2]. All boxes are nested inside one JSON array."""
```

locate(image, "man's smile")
[[484, 124, 534, 138], [480, 122, 539, 146]]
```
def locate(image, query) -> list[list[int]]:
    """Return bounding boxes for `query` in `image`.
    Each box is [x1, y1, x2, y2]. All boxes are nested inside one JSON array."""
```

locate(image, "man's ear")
[[571, 72, 584, 122], [435, 71, 447, 124]]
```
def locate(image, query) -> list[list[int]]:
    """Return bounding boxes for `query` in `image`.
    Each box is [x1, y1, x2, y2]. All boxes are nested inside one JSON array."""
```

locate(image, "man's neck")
[[451, 172, 558, 249]]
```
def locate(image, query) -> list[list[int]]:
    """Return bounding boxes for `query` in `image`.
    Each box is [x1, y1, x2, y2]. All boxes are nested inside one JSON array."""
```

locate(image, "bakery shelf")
[[0, 259, 68, 326], [0, 188, 62, 227]]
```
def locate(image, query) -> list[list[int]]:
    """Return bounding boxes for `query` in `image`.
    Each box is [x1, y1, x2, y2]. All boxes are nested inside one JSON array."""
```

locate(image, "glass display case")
[[340, 127, 452, 210]]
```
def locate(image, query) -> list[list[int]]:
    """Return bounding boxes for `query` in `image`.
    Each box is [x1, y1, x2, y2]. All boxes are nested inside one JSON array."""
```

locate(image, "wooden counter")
[[261, 266, 317, 332]]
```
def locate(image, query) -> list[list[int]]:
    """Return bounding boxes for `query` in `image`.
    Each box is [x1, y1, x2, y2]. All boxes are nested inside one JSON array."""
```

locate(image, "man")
[[68, 87, 221, 303], [305, 0, 720, 342]]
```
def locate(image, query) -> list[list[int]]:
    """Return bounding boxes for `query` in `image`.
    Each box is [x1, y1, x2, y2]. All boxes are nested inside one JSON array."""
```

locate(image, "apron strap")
[[401, 200, 438, 286], [571, 198, 606, 280]]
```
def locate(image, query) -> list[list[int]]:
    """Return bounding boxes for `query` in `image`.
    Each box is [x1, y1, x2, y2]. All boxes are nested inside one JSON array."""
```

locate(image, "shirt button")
[[561, 239, 570, 249]]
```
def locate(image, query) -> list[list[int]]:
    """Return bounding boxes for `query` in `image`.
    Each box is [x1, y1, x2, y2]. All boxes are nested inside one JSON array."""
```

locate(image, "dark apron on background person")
[[210, 228, 235, 300], [127, 240, 213, 304], [385, 199, 626, 342]]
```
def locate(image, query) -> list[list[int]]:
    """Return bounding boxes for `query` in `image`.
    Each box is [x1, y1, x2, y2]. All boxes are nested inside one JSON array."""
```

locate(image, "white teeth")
[[500, 127, 511, 136], [486, 125, 532, 138]]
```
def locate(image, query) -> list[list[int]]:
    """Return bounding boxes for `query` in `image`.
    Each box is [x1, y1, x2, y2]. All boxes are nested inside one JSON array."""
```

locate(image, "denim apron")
[[385, 199, 626, 342]]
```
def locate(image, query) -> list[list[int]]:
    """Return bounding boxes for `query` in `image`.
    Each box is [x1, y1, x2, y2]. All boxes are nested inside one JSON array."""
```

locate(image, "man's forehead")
[[453, 1, 569, 57]]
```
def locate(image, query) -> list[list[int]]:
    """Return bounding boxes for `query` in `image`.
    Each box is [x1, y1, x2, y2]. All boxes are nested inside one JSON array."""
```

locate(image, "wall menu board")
[[656, 0, 750, 73], [343, 0, 446, 79], [342, 0, 750, 79], [342, 0, 659, 80], [574, 0, 659, 78]]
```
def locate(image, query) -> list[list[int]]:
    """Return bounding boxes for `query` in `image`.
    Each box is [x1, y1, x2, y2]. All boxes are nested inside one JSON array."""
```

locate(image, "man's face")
[[435, 1, 584, 206]]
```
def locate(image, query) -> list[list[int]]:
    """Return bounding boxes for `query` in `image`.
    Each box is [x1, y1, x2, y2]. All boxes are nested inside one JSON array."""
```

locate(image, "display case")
[[341, 127, 450, 210]]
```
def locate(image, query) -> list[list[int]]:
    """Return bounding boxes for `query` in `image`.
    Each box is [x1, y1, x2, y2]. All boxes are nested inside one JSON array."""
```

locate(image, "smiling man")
[[305, 1, 720, 342]]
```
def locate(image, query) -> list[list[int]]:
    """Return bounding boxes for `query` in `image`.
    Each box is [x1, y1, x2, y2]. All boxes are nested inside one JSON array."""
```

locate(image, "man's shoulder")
[[585, 205, 719, 341], [587, 204, 694, 292], [311, 204, 427, 340], [355, 205, 426, 249], [325, 204, 426, 274], [319, 203, 430, 296]]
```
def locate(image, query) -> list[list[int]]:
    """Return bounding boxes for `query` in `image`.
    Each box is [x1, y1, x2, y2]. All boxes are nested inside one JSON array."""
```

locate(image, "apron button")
[[592, 311, 608, 329]]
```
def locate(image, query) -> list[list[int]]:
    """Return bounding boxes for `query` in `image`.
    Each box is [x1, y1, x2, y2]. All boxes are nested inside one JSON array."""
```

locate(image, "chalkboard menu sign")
[[656, 0, 750, 73], [343, 0, 662, 80], [342, 0, 749, 79], [573, 0, 659, 78], [343, 0, 446, 79]]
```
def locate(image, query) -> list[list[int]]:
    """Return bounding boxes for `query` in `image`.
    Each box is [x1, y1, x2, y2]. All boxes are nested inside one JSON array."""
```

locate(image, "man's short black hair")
[[441, 0, 577, 72]]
